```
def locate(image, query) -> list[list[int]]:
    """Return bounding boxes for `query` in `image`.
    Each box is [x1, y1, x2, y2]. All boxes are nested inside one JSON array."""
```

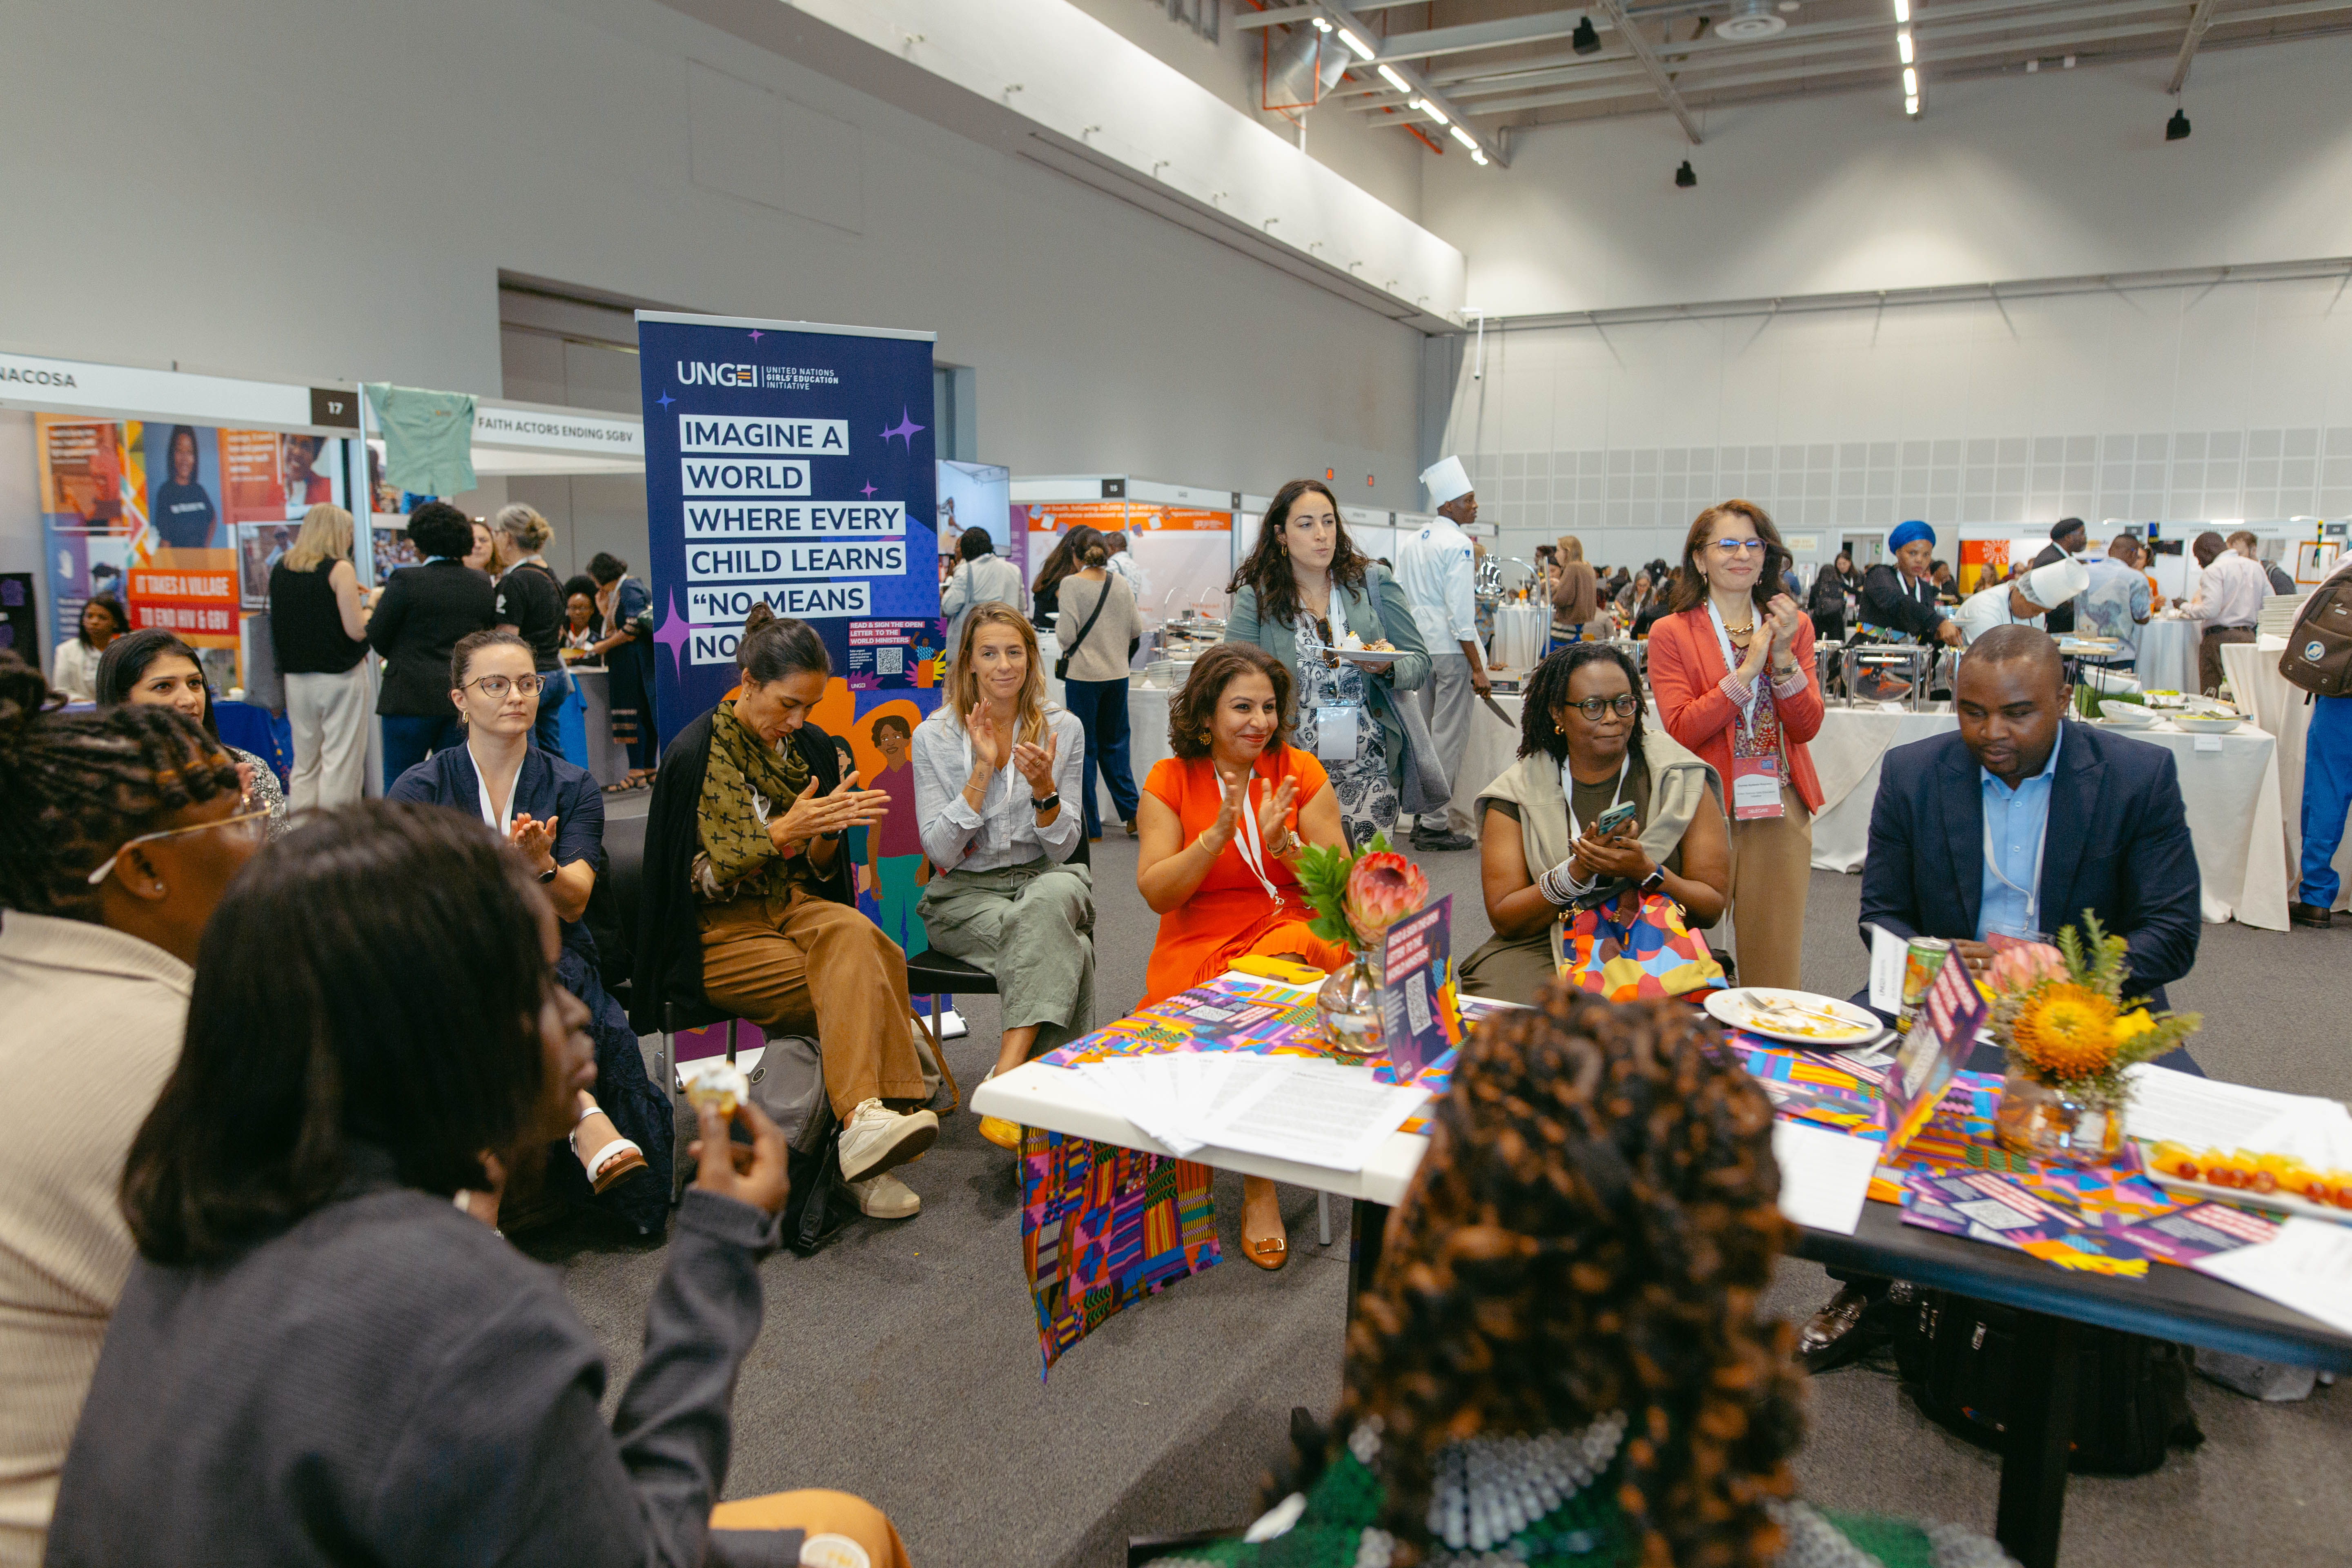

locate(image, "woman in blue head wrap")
[[1852, 521, 1961, 652]]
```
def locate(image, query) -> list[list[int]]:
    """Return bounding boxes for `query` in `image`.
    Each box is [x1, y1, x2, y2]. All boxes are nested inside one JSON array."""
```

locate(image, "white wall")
[[0, 0, 1432, 556], [1425, 38, 2352, 317]]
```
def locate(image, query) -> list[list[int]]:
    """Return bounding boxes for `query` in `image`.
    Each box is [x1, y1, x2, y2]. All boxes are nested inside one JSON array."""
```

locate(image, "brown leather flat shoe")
[[1243, 1230, 1289, 1271]]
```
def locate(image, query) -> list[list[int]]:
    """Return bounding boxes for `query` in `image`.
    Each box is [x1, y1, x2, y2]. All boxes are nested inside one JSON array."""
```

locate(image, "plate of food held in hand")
[[1322, 632, 1406, 663], [1705, 987, 1886, 1049]]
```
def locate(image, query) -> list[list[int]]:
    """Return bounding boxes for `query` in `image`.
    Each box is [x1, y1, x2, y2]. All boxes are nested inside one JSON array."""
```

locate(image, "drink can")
[[1900, 937, 1951, 1025]]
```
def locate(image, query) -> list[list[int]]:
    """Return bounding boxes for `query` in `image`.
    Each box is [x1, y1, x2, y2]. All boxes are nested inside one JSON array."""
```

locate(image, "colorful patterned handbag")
[[1558, 890, 1727, 1001]]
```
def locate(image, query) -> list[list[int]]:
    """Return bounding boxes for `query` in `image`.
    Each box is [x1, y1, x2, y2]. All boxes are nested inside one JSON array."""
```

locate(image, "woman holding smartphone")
[[1462, 643, 1728, 1002]]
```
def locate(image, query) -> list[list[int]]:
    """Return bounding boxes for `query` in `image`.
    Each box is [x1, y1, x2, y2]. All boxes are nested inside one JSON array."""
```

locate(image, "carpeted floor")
[[549, 803, 2348, 1567]]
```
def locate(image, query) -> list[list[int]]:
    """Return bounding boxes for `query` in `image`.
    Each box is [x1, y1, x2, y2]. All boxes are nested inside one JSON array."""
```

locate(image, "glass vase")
[[1995, 1064, 2125, 1168], [1316, 953, 1385, 1060]]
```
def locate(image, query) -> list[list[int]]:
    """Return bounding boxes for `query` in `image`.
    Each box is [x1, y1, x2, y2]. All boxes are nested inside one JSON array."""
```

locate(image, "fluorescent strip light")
[[1311, 15, 1332, 29], [1898, 32, 1913, 64], [1893, 0, 1909, 20], [1337, 27, 1375, 60], [1377, 63, 1410, 92], [1905, 94, 1920, 114], [1902, 66, 1918, 94], [1411, 96, 1449, 125], [1449, 124, 1477, 150]]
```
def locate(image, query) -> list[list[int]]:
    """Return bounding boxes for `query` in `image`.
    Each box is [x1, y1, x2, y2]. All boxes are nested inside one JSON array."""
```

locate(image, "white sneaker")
[[848, 1170, 920, 1220], [837, 1098, 939, 1183]]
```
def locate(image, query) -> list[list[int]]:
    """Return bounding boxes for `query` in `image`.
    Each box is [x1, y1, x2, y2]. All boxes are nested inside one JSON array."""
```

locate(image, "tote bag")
[[1559, 889, 1726, 1001]]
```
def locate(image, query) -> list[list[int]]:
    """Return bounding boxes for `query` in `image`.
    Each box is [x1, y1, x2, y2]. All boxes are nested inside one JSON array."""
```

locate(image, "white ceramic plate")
[[1705, 987, 1885, 1048], [1318, 646, 1407, 663], [2174, 715, 2244, 734], [2142, 1165, 2352, 1226], [2098, 702, 2160, 728]]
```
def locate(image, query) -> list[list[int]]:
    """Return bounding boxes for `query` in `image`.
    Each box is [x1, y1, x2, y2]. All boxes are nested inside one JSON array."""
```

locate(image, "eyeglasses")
[[1565, 694, 1642, 720], [463, 674, 545, 697], [1708, 538, 1769, 556], [86, 799, 270, 885]]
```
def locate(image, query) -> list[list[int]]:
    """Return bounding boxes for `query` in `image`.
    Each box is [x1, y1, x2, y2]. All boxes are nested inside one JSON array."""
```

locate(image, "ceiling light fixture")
[[1412, 96, 1449, 125], [1675, 160, 1697, 188], [1377, 63, 1410, 92], [1902, 66, 1918, 96], [1471, 147, 1489, 165], [1571, 16, 1602, 54], [2167, 106, 2192, 140], [1336, 27, 1375, 60], [1311, 15, 1332, 30], [1898, 31, 1913, 64], [1893, 0, 1909, 21], [1906, 94, 1920, 115], [1449, 124, 1477, 151]]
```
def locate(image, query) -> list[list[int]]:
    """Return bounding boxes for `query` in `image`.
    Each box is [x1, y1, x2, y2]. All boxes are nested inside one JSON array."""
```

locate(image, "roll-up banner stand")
[[635, 312, 943, 959]]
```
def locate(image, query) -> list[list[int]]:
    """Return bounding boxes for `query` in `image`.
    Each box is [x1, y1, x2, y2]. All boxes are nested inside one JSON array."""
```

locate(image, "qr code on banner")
[[1405, 975, 1431, 1038], [875, 646, 903, 675]]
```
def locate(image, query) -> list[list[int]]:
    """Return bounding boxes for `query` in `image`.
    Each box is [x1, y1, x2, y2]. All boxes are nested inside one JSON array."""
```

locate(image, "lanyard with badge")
[[1706, 601, 1786, 820], [1296, 612, 1362, 764], [1981, 787, 2047, 937], [1561, 751, 1631, 840], [1228, 758, 1287, 908], [470, 744, 519, 839]]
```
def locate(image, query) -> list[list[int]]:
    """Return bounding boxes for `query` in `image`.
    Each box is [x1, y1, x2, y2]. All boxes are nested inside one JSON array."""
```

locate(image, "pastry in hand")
[[683, 1059, 751, 1118]]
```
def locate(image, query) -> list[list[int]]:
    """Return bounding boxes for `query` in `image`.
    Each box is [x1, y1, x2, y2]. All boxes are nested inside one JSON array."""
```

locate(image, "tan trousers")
[[2199, 625, 2256, 698], [711, 1488, 912, 1567], [1724, 781, 1812, 991], [699, 886, 927, 1117]]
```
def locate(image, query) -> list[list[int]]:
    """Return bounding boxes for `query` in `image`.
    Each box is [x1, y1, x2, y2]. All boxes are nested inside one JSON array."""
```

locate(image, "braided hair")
[[1518, 642, 1647, 767], [1340, 989, 1804, 1566], [0, 653, 241, 921]]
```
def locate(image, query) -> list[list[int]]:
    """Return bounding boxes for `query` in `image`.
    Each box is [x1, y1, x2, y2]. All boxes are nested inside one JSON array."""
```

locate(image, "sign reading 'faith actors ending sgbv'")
[[635, 311, 939, 728]]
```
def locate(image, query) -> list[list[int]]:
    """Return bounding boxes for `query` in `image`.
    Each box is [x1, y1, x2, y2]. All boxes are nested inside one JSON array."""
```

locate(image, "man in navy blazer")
[[1859, 627, 2202, 1023]]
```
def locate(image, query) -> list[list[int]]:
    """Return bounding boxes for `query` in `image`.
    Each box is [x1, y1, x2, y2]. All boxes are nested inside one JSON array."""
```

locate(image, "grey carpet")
[[550, 802, 2348, 1566]]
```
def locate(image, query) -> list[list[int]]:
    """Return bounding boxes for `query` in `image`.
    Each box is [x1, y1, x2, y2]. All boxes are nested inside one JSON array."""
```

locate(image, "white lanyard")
[[1705, 600, 1764, 733], [1561, 751, 1631, 841], [470, 744, 518, 840], [1227, 763, 1285, 907], [1980, 782, 2047, 933]]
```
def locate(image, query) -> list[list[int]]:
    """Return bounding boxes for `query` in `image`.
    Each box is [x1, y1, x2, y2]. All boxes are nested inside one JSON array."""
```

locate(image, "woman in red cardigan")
[[1646, 500, 1824, 989]]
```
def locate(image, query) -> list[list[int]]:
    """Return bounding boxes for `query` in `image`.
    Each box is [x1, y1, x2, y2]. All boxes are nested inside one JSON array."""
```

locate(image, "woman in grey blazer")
[[1225, 479, 1430, 849]]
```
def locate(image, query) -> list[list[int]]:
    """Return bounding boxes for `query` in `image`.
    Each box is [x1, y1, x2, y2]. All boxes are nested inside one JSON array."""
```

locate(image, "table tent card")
[[1876, 951, 1988, 1158]]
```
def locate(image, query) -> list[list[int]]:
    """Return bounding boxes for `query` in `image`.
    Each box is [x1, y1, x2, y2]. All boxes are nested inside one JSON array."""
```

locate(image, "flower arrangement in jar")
[[1295, 832, 1430, 1056], [1986, 912, 2201, 1167]]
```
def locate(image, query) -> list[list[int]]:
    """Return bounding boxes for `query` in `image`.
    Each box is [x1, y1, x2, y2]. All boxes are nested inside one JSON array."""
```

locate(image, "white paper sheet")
[[2194, 1218, 2352, 1336], [1771, 1120, 1884, 1236], [1868, 923, 1910, 1014], [1193, 1059, 1432, 1172], [2123, 1064, 2334, 1149]]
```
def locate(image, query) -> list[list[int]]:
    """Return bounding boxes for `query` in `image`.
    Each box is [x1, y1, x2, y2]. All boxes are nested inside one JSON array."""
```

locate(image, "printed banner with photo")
[[637, 313, 943, 952]]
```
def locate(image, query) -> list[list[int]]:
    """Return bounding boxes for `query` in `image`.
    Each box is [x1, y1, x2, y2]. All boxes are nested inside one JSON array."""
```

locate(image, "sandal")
[[571, 1106, 648, 1194], [976, 1068, 1022, 1152]]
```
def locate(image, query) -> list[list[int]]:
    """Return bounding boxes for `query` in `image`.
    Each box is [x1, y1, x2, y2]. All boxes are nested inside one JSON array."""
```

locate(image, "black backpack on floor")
[[1890, 1286, 2203, 1475]]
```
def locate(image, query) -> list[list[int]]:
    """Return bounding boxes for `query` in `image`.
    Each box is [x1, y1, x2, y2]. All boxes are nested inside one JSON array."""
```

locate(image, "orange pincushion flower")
[[2009, 983, 2120, 1078]]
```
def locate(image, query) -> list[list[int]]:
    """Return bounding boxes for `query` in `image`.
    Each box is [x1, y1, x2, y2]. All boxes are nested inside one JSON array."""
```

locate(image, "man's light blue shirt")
[[1978, 724, 2063, 941]]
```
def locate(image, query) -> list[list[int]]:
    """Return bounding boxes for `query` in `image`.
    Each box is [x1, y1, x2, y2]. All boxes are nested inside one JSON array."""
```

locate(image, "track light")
[[1675, 160, 1696, 188], [1310, 15, 1331, 30], [1572, 15, 1601, 53], [2167, 106, 2191, 140]]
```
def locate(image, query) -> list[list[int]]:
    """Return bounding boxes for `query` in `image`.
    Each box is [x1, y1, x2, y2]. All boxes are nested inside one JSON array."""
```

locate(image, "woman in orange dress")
[[1136, 643, 1350, 1270]]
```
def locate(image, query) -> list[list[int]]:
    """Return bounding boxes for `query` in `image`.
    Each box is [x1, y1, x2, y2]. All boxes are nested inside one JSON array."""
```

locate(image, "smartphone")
[[1593, 801, 1638, 837]]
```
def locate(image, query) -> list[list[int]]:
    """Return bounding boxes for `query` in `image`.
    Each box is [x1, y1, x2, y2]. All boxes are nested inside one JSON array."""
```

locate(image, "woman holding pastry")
[[1225, 479, 1430, 849]]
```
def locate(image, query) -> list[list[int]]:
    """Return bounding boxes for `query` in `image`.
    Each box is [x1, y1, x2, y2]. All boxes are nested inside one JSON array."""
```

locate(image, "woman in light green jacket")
[[1224, 479, 1429, 850]]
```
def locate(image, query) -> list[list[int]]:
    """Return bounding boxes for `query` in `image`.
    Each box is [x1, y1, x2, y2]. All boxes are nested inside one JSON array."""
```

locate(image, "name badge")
[[1314, 704, 1359, 762], [1731, 752, 1786, 820]]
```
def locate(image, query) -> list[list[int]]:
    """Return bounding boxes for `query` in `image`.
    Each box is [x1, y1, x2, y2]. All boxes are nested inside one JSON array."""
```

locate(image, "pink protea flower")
[[1987, 941, 2067, 996], [1343, 850, 1429, 941]]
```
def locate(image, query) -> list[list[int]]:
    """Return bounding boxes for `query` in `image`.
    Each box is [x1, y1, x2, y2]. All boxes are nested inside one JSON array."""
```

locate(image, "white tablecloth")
[[1457, 691, 1525, 826], [2133, 617, 2201, 695], [1490, 605, 1548, 673], [1806, 706, 2288, 930], [2223, 637, 2352, 913]]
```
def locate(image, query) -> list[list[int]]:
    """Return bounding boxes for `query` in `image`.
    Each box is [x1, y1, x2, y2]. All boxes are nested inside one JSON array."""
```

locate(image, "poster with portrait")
[[36, 417, 146, 671]]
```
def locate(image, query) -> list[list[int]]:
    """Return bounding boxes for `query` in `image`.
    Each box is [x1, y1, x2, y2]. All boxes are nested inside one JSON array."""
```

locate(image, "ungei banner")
[[36, 414, 348, 690], [636, 312, 943, 957]]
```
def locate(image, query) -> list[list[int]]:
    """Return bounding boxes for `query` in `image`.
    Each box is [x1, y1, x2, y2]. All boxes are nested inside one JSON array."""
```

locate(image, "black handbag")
[[1054, 577, 1113, 682], [1891, 1286, 2202, 1475]]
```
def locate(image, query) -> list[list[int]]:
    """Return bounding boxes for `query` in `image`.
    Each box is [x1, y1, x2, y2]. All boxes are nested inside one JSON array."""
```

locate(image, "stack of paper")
[[2195, 1218, 2352, 1336], [1074, 1055, 1432, 1173], [2125, 1065, 2352, 1168]]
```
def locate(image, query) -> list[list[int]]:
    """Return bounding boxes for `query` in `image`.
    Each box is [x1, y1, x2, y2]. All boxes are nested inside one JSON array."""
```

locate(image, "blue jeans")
[[379, 713, 458, 791], [1063, 675, 1139, 838], [531, 665, 572, 754], [2299, 693, 2352, 907]]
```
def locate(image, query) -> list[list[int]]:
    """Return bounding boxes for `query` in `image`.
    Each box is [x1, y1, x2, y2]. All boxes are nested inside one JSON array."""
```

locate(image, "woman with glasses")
[[44, 802, 910, 1568], [97, 628, 289, 839], [0, 653, 263, 1561], [1462, 644, 1727, 1002], [387, 631, 671, 1234], [1647, 501, 1825, 991], [1225, 480, 1430, 851]]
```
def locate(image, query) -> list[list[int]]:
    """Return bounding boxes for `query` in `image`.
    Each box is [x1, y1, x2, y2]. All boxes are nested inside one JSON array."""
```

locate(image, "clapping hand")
[[965, 700, 1006, 775], [1764, 593, 1804, 656], [775, 768, 889, 852], [1011, 728, 1060, 799], [1205, 765, 1250, 854], [1254, 775, 1299, 854], [509, 812, 559, 874]]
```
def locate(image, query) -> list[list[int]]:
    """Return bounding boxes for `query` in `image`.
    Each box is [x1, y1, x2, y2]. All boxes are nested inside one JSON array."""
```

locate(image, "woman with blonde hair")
[[912, 604, 1091, 1149], [269, 503, 372, 810], [490, 503, 571, 753], [1548, 532, 1601, 648]]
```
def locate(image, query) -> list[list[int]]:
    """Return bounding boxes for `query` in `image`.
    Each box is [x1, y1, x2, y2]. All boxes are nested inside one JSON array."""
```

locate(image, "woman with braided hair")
[[0, 652, 264, 1562], [1148, 990, 2015, 1568]]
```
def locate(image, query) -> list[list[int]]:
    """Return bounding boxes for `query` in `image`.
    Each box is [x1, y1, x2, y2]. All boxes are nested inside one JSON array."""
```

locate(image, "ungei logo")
[[677, 361, 758, 388]]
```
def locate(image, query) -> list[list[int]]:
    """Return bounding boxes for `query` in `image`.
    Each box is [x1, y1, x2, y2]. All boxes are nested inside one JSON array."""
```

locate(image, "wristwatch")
[[1637, 866, 1666, 895], [1031, 791, 1061, 812], [538, 864, 559, 885]]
